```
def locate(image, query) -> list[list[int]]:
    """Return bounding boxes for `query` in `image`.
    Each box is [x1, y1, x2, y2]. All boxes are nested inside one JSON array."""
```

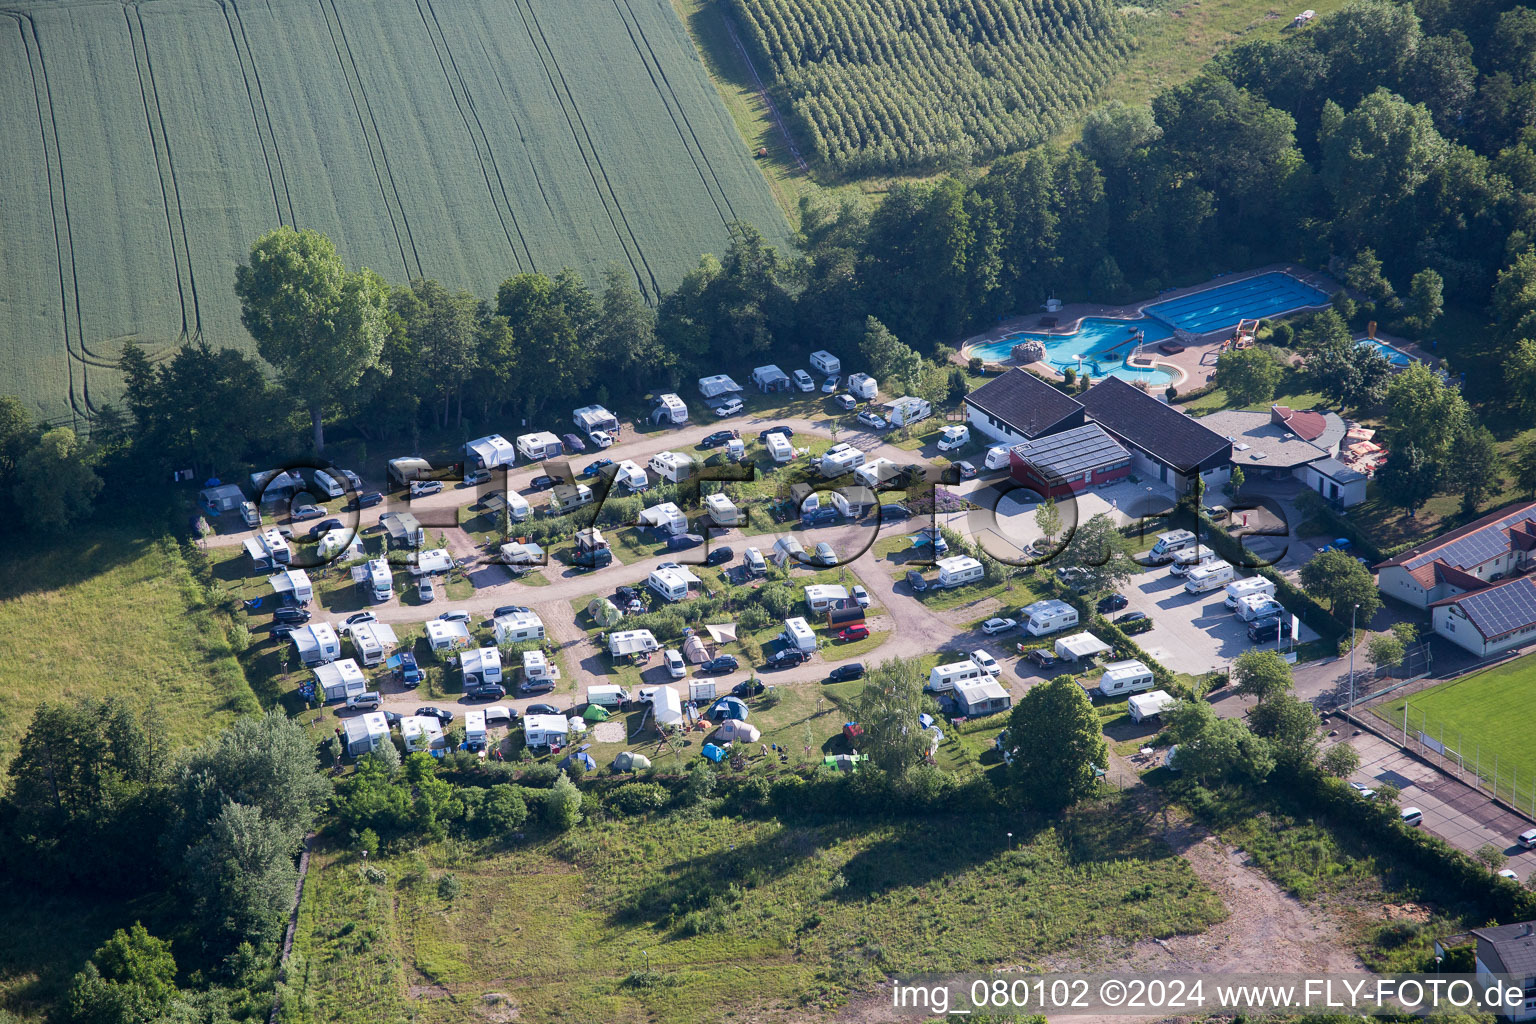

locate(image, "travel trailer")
[[1022, 598, 1079, 636], [936, 555, 984, 588], [927, 659, 986, 692], [1086, 660, 1157, 700]]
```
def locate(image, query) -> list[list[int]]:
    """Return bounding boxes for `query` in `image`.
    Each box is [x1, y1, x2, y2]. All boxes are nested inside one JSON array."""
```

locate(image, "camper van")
[[1128, 690, 1176, 723], [1224, 577, 1276, 609], [586, 685, 632, 709], [936, 555, 984, 588], [937, 425, 971, 452], [1149, 529, 1197, 562], [366, 558, 393, 603], [927, 659, 986, 692], [1086, 660, 1157, 700], [313, 470, 345, 498], [503, 491, 532, 523], [883, 396, 932, 428], [1169, 547, 1219, 576], [239, 501, 261, 528], [1235, 594, 1285, 622], [1023, 599, 1079, 636], [1183, 561, 1235, 594], [819, 443, 865, 478], [615, 461, 649, 491], [765, 432, 794, 463], [744, 547, 767, 576], [781, 617, 817, 653]]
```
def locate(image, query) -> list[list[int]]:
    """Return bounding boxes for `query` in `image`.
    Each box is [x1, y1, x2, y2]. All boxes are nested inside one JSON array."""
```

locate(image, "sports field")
[[1375, 654, 1536, 807], [0, 0, 786, 424]]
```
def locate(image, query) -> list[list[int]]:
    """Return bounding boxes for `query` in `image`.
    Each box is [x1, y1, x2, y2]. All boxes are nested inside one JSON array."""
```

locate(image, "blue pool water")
[[971, 317, 1176, 385], [1356, 337, 1414, 367], [1144, 272, 1327, 334]]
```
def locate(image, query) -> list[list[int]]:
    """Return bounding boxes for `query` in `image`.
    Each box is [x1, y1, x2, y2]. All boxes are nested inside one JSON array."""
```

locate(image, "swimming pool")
[[1144, 272, 1327, 334], [1356, 337, 1414, 367], [970, 317, 1177, 385]]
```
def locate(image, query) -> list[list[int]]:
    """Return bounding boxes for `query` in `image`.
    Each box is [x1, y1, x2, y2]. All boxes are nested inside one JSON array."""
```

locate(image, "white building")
[[314, 658, 367, 702], [1376, 500, 1536, 610], [292, 623, 342, 666], [1433, 577, 1536, 658], [465, 433, 516, 470]]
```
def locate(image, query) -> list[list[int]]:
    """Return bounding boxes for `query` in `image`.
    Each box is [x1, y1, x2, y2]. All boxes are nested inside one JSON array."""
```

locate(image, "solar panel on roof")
[[1458, 579, 1536, 638], [1403, 507, 1536, 570], [1016, 424, 1129, 479]]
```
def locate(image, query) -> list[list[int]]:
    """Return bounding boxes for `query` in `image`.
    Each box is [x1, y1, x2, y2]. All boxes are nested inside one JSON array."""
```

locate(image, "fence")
[[1373, 701, 1536, 819]]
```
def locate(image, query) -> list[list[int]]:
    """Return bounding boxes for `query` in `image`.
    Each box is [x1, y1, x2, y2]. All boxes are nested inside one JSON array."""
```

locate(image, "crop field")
[[0, 0, 786, 425], [728, 0, 1127, 176]]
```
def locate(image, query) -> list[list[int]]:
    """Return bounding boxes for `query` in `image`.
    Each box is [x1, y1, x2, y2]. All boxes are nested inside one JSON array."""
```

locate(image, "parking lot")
[[1117, 565, 1319, 675]]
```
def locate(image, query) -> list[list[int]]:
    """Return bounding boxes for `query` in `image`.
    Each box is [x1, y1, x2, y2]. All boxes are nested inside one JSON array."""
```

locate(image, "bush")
[[517, 763, 561, 788], [606, 781, 671, 816], [544, 775, 582, 830], [437, 873, 462, 902]]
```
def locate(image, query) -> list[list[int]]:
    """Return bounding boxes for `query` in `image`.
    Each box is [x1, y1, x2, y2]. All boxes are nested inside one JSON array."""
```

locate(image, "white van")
[[1236, 593, 1285, 622], [984, 444, 1012, 471], [1023, 599, 1079, 636], [744, 547, 767, 575], [1086, 660, 1156, 699], [366, 558, 393, 603], [1149, 529, 1197, 562], [937, 425, 971, 452], [928, 659, 986, 692], [1169, 547, 1219, 576], [1184, 561, 1235, 593], [313, 469, 345, 498], [664, 650, 686, 679], [1224, 577, 1276, 609]]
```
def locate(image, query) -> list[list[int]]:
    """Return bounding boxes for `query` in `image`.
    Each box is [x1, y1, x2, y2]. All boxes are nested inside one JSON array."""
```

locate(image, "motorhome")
[[819, 443, 865, 478], [937, 425, 971, 452], [927, 659, 986, 692], [239, 501, 261, 528], [1236, 593, 1285, 622], [1149, 529, 1197, 562], [648, 450, 696, 484], [882, 396, 932, 427], [809, 350, 841, 376], [847, 372, 878, 400], [765, 432, 794, 463], [744, 547, 767, 575], [1183, 561, 1235, 594], [1086, 660, 1157, 700], [1169, 547, 1219, 575], [936, 555, 984, 588], [1224, 577, 1276, 609], [515, 431, 564, 462], [1022, 598, 1079, 636], [704, 492, 741, 526], [366, 558, 393, 602], [781, 617, 817, 653]]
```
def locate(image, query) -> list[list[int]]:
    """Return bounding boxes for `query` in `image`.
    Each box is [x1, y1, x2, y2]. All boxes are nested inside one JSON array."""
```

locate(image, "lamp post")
[[1347, 603, 1360, 706], [1007, 832, 1013, 851]]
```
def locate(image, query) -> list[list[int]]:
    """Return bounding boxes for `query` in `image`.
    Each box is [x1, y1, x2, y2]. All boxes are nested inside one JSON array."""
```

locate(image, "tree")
[[1034, 498, 1062, 549], [847, 659, 937, 778], [1080, 101, 1162, 171], [495, 270, 598, 421], [859, 316, 923, 394], [1405, 268, 1444, 336], [184, 801, 297, 948], [63, 923, 177, 1024], [1343, 248, 1398, 307], [544, 775, 582, 830], [0, 394, 36, 481], [1384, 358, 1469, 460], [1495, 247, 1536, 343], [13, 427, 101, 534], [1247, 692, 1320, 767], [1366, 633, 1405, 670], [1004, 676, 1107, 811], [1445, 425, 1500, 514], [399, 279, 479, 428], [1477, 843, 1509, 873], [1215, 346, 1283, 406], [1506, 338, 1536, 420], [235, 227, 390, 450], [1059, 512, 1137, 594], [1320, 90, 1448, 244], [1225, 465, 1245, 500], [1515, 439, 1536, 498], [117, 341, 278, 475], [1320, 742, 1360, 778], [1299, 550, 1382, 621], [1376, 443, 1440, 515], [1232, 649, 1293, 704]]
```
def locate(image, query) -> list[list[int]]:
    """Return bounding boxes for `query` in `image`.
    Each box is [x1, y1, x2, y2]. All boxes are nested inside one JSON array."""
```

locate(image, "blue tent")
[[919, 713, 934, 729], [559, 752, 596, 772], [710, 696, 749, 722], [701, 743, 726, 763]]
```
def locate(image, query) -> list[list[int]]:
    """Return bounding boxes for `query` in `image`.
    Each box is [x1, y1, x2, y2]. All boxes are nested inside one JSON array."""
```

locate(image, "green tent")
[[587, 597, 623, 628], [613, 751, 652, 771], [583, 704, 611, 722]]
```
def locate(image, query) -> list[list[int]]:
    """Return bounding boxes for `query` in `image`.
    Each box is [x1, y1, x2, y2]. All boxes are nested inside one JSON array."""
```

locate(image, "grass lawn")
[[287, 795, 1224, 1024], [1373, 654, 1536, 808], [1179, 368, 1329, 417], [0, 527, 257, 767]]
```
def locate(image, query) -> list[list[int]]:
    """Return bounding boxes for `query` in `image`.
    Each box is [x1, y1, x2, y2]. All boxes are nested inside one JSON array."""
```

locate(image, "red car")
[[836, 625, 870, 642]]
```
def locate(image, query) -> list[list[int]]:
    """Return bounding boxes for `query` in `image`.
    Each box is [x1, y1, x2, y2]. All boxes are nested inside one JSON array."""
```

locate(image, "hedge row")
[[1043, 578, 1194, 699]]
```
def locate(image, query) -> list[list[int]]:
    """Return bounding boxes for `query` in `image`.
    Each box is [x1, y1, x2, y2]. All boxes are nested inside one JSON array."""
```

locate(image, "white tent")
[[1055, 631, 1112, 662], [698, 374, 743, 399], [703, 623, 738, 644], [465, 434, 516, 469], [716, 719, 761, 743], [647, 685, 684, 727]]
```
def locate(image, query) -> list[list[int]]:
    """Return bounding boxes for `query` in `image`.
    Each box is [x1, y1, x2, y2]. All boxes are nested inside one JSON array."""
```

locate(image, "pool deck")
[[957, 262, 1338, 391]]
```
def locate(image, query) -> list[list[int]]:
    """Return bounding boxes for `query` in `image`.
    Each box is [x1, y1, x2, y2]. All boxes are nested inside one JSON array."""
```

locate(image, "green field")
[[0, 527, 257, 768], [286, 801, 1224, 1023], [0, 0, 786, 424], [1375, 655, 1536, 810]]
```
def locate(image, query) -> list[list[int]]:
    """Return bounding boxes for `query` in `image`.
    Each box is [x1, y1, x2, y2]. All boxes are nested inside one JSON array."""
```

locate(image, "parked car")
[[854, 409, 886, 430], [463, 468, 491, 486], [410, 480, 443, 497], [1400, 807, 1424, 826], [666, 533, 703, 551], [492, 605, 530, 619], [1097, 593, 1128, 613], [1519, 828, 1536, 849], [758, 426, 795, 443], [355, 490, 385, 509], [881, 503, 912, 520], [701, 655, 739, 674], [308, 517, 344, 538], [590, 429, 615, 448], [382, 711, 404, 727], [344, 611, 377, 629], [291, 503, 325, 521], [767, 648, 810, 669], [821, 375, 840, 393], [827, 663, 865, 683], [272, 606, 310, 625], [716, 398, 744, 416], [1499, 869, 1520, 880], [699, 429, 737, 449], [525, 703, 561, 717], [416, 706, 454, 724], [345, 691, 381, 711], [706, 546, 734, 567], [1348, 782, 1377, 800], [972, 650, 1001, 675], [833, 393, 857, 411], [466, 683, 506, 701], [1026, 648, 1059, 670], [1115, 610, 1151, 630], [952, 461, 977, 480], [813, 542, 837, 566], [793, 369, 815, 391], [837, 624, 870, 642], [269, 625, 296, 641], [439, 609, 472, 623], [731, 679, 766, 697], [905, 569, 928, 592], [1247, 616, 1295, 642], [582, 458, 615, 477], [982, 617, 1017, 636], [417, 578, 436, 603], [529, 474, 558, 491], [852, 585, 870, 608], [561, 432, 587, 454]]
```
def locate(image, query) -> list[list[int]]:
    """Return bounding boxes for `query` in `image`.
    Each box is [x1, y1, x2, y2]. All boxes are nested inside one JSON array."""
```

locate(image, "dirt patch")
[[409, 982, 450, 1000], [591, 721, 625, 743]]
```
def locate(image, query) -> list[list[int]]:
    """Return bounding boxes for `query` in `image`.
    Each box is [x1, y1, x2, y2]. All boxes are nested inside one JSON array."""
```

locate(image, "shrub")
[[606, 782, 671, 816]]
